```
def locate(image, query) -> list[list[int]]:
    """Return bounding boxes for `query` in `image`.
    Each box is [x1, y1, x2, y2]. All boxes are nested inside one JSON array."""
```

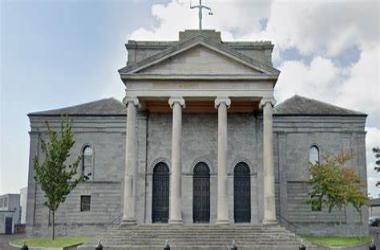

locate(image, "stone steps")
[[80, 246, 299, 250], [79, 224, 303, 250]]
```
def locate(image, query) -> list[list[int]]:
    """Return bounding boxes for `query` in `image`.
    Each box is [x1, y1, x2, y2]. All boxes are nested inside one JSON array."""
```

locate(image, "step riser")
[[80, 246, 299, 250], [79, 225, 302, 250]]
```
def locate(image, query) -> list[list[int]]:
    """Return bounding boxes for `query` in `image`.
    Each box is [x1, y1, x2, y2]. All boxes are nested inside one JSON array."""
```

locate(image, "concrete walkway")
[[0, 234, 24, 250]]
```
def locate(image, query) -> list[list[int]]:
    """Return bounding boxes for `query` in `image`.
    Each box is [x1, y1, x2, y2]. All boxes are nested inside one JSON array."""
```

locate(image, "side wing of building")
[[273, 95, 368, 236], [25, 98, 127, 236]]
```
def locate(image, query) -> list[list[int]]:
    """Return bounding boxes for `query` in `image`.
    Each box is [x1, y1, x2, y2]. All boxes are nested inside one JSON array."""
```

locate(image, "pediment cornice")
[[119, 34, 280, 78]]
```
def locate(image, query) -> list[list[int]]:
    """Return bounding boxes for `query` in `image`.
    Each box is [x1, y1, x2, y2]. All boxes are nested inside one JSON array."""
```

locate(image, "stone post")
[[169, 96, 185, 224], [122, 96, 140, 224], [215, 96, 231, 224], [260, 96, 277, 224]]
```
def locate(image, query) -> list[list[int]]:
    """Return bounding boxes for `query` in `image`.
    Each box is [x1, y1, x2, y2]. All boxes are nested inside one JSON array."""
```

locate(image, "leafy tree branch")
[[33, 117, 87, 240]]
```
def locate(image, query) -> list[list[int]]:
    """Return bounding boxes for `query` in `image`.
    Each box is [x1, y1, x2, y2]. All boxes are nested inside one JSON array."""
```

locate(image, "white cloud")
[[129, 0, 272, 41], [336, 46, 380, 121], [129, 0, 380, 61], [128, 0, 380, 196], [274, 45, 380, 124], [274, 56, 343, 102], [130, 0, 198, 40], [130, 0, 380, 62], [262, 0, 380, 56]]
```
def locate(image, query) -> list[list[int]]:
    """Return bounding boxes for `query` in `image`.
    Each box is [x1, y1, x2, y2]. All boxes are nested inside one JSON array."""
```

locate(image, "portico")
[[118, 30, 279, 225], [121, 95, 276, 225]]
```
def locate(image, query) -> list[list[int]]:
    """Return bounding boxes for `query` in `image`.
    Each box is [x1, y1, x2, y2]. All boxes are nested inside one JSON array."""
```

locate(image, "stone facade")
[[26, 115, 126, 236], [273, 115, 368, 235], [0, 193, 21, 234], [26, 30, 368, 237]]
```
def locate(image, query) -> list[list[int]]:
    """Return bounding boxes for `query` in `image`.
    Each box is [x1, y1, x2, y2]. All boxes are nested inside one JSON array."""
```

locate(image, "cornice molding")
[[120, 74, 279, 81]]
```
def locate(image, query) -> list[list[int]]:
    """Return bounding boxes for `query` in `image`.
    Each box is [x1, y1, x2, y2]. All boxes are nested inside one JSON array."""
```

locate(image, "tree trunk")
[[52, 210, 55, 240]]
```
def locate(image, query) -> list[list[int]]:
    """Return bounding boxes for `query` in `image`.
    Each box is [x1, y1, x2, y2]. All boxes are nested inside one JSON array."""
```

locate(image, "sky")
[[1, 0, 379, 196]]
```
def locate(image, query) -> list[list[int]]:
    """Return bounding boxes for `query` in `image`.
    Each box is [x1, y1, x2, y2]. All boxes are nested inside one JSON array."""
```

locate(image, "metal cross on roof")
[[190, 0, 213, 30]]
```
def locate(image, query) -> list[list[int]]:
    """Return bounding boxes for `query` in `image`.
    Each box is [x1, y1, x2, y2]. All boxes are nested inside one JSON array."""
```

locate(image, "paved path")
[[0, 234, 24, 250], [370, 226, 380, 247]]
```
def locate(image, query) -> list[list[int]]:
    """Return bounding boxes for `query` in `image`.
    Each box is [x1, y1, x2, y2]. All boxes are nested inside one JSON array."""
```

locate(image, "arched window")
[[193, 162, 210, 223], [82, 146, 93, 180], [152, 162, 169, 223], [234, 162, 251, 223], [309, 145, 320, 164]]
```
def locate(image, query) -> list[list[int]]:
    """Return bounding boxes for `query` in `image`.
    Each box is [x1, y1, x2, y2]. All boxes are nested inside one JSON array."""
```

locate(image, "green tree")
[[33, 118, 87, 240], [374, 147, 380, 186], [307, 152, 367, 224]]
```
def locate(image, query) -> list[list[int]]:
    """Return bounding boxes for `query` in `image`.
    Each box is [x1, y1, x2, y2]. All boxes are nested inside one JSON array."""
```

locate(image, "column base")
[[168, 219, 183, 225], [262, 219, 277, 225], [215, 219, 230, 225]]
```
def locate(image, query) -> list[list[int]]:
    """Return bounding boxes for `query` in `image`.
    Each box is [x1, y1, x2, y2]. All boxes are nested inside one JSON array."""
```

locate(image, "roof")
[[28, 95, 366, 117], [0, 193, 20, 198], [370, 198, 380, 207], [274, 95, 366, 116], [119, 32, 280, 76], [28, 98, 126, 116]]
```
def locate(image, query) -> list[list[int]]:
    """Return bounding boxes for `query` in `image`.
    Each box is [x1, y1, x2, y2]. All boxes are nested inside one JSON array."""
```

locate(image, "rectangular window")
[[4, 198, 7, 208], [80, 195, 91, 212]]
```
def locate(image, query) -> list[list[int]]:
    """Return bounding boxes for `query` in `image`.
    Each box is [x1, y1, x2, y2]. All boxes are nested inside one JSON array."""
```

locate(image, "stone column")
[[215, 96, 231, 224], [169, 97, 185, 224], [122, 96, 140, 224], [260, 97, 277, 224]]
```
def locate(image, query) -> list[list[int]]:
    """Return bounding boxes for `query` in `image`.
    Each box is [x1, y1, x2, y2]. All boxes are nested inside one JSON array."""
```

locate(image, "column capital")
[[123, 96, 140, 107], [259, 96, 276, 109], [169, 96, 186, 109], [215, 96, 231, 109]]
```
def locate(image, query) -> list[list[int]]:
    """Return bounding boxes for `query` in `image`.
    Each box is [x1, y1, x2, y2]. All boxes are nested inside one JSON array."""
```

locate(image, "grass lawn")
[[11, 236, 90, 248], [301, 235, 370, 247]]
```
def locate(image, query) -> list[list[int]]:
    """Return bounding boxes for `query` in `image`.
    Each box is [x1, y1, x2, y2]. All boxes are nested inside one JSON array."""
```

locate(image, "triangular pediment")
[[138, 44, 262, 75], [119, 36, 280, 77]]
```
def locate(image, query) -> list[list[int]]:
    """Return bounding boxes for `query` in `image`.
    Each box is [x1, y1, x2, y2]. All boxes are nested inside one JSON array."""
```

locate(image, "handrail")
[[107, 213, 123, 229], [277, 214, 297, 233], [277, 214, 308, 247]]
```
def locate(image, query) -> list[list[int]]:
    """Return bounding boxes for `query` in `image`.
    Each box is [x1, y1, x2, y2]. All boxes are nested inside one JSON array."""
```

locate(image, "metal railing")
[[277, 214, 297, 233], [107, 213, 123, 229]]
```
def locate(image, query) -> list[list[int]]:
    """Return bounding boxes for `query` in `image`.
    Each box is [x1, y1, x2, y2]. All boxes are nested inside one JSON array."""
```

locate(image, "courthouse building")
[[26, 30, 368, 240]]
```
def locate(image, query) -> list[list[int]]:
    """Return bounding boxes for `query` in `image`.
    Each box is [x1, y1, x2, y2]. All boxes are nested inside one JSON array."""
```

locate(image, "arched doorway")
[[152, 162, 169, 223], [234, 162, 251, 223], [193, 162, 210, 223]]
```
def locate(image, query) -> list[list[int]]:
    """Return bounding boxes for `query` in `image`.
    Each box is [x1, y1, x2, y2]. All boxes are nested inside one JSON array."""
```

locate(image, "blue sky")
[[1, 0, 379, 196], [0, 0, 160, 194]]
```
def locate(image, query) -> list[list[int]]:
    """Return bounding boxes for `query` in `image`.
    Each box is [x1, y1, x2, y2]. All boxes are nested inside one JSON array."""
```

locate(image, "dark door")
[[152, 162, 169, 223], [5, 217, 12, 234], [193, 162, 210, 223], [234, 162, 251, 223]]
